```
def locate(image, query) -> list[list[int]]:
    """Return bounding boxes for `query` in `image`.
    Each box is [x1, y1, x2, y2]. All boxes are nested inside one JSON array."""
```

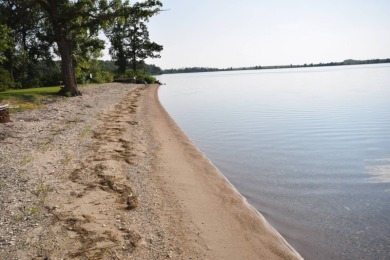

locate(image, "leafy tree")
[[127, 21, 163, 72], [1, 1, 34, 87], [0, 24, 12, 63], [107, 0, 163, 74], [1, 0, 163, 94], [142, 62, 162, 75], [0, 0, 116, 94], [29, 0, 109, 96], [0, 24, 12, 91]]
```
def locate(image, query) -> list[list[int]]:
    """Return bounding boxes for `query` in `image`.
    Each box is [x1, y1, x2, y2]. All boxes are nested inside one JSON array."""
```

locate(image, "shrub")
[[0, 68, 13, 92], [93, 70, 114, 84], [123, 71, 156, 84]]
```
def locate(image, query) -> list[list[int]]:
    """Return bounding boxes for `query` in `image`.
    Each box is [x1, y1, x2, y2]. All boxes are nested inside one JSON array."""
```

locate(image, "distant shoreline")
[[161, 58, 390, 74]]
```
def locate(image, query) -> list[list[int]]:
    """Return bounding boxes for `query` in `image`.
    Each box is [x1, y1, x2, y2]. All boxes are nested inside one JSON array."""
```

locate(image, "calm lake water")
[[158, 64, 390, 260]]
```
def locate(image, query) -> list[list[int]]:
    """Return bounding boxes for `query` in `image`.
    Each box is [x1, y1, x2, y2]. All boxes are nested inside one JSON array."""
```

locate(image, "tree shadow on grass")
[[0, 86, 62, 112]]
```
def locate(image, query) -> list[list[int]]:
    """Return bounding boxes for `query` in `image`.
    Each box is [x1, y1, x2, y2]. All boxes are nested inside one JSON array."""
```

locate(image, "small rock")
[[127, 194, 138, 210]]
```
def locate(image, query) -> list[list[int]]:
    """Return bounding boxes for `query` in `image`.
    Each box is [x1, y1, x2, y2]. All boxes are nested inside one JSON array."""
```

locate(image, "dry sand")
[[0, 83, 302, 259]]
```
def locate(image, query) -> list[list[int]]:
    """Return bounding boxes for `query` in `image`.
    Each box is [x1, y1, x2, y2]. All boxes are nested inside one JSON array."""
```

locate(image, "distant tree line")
[[163, 67, 220, 74], [0, 0, 163, 94], [161, 58, 390, 74], [266, 58, 390, 70]]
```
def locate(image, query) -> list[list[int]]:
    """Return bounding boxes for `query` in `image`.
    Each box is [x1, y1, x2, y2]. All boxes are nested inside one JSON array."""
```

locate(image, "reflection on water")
[[366, 158, 390, 183], [158, 64, 390, 260]]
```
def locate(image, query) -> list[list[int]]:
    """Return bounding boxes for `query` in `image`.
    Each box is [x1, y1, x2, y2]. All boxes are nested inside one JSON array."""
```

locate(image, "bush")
[[123, 71, 157, 84], [0, 68, 13, 92], [92, 70, 114, 84]]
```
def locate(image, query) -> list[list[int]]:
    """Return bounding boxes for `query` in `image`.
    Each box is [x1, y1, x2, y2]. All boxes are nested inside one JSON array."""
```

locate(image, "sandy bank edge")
[[0, 83, 303, 259], [1, 84, 202, 259], [148, 85, 303, 259]]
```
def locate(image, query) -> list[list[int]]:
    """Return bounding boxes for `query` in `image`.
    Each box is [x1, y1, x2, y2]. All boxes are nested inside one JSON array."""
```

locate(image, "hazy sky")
[[142, 0, 390, 69]]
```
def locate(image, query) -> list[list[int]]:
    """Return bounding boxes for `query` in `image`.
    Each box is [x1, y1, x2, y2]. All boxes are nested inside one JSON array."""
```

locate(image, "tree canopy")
[[0, 24, 12, 63], [0, 0, 163, 95], [106, 0, 163, 74]]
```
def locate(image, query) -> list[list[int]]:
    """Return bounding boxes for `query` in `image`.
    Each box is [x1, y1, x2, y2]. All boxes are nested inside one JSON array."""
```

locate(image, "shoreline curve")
[[0, 83, 303, 259], [149, 84, 303, 259]]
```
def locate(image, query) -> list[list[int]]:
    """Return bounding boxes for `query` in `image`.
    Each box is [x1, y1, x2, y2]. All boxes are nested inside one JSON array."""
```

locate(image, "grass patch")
[[79, 125, 92, 137], [34, 183, 51, 200], [38, 141, 51, 152], [28, 207, 40, 216], [0, 86, 60, 100], [0, 86, 61, 113], [20, 155, 33, 165], [0, 180, 7, 190], [16, 171, 29, 183], [9, 101, 45, 112], [51, 123, 64, 133]]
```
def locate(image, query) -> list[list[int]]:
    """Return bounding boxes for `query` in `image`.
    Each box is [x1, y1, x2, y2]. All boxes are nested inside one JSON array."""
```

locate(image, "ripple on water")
[[158, 64, 390, 260]]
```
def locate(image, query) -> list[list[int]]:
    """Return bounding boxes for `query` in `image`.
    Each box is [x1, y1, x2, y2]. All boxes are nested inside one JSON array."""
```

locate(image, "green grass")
[[0, 84, 92, 112], [0, 86, 61, 100], [0, 86, 61, 112], [20, 155, 34, 165], [28, 207, 40, 216], [79, 125, 92, 137]]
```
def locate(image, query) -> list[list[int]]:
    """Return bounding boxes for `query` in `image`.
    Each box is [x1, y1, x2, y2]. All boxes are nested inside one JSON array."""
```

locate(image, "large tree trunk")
[[131, 25, 138, 72], [42, 0, 81, 96], [132, 51, 137, 72], [57, 38, 81, 96]]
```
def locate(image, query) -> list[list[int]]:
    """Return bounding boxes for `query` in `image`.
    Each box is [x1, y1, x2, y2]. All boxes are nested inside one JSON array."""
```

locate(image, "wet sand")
[[148, 85, 302, 259]]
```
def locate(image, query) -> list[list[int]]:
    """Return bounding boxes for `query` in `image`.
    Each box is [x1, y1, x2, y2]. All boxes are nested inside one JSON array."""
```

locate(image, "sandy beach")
[[0, 83, 302, 259]]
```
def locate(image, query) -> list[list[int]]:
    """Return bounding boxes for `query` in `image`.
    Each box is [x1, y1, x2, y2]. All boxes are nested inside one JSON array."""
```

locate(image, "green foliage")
[[0, 86, 60, 101], [0, 67, 13, 92], [163, 67, 222, 74], [0, 0, 164, 93], [75, 60, 114, 84], [106, 0, 163, 73], [0, 24, 12, 63], [0, 85, 61, 113], [93, 70, 114, 84], [90, 60, 114, 83], [0, 15, 14, 91], [139, 62, 162, 75], [38, 61, 62, 87], [99, 60, 117, 73], [124, 71, 157, 84], [0, 0, 57, 89]]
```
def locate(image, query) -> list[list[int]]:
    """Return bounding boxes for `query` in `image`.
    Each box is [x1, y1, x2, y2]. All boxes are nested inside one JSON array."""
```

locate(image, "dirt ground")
[[1, 84, 190, 259]]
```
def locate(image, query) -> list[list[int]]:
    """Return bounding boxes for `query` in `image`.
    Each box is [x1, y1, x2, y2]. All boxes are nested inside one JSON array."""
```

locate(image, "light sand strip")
[[147, 85, 303, 259]]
